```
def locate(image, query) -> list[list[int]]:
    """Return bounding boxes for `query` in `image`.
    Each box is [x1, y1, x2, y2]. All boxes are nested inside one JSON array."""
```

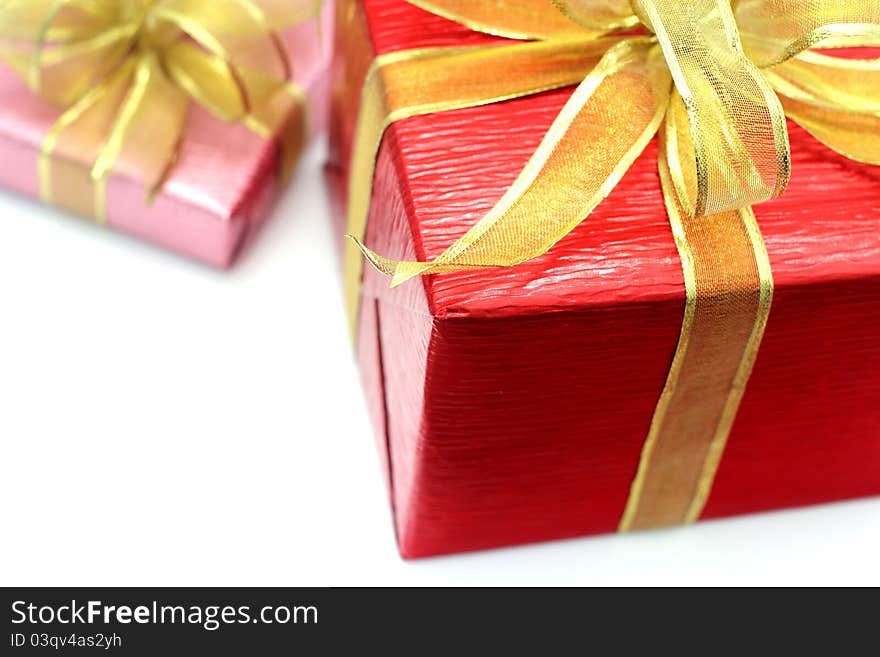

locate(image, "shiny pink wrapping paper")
[[0, 4, 332, 267]]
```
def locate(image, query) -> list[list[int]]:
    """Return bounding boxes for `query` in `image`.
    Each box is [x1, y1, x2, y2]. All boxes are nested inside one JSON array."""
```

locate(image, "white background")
[[1, 141, 878, 586]]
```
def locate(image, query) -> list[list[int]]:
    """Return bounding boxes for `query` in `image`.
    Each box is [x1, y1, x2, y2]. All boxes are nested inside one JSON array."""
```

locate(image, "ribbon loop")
[[0, 0, 140, 107], [550, 1, 639, 32], [404, 0, 593, 40], [162, 40, 249, 120], [763, 51, 880, 164], [736, 0, 880, 67], [150, 0, 291, 110]]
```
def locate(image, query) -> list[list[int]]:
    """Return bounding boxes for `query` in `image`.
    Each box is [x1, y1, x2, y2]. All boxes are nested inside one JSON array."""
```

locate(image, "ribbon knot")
[[633, 0, 791, 217], [135, 8, 177, 54]]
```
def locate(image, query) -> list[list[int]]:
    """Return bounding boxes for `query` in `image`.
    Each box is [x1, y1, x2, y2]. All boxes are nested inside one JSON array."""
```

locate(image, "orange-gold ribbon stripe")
[[619, 125, 774, 530]]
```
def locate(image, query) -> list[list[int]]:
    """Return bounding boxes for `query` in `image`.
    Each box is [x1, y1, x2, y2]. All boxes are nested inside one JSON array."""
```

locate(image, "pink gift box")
[[0, 4, 333, 267]]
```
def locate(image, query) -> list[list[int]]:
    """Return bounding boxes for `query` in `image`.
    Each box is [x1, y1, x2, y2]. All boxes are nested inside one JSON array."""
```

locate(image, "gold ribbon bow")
[[344, 0, 880, 531], [0, 0, 322, 221]]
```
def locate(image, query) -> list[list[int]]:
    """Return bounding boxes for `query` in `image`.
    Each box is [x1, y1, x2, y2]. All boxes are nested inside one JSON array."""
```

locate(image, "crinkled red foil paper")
[[328, 0, 880, 558]]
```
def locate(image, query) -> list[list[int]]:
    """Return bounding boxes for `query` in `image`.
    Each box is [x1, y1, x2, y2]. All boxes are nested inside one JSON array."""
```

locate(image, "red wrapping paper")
[[328, 0, 880, 558]]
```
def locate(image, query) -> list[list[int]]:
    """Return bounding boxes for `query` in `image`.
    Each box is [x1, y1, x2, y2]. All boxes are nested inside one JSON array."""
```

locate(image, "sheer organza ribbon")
[[0, 0, 322, 221], [344, 0, 880, 531]]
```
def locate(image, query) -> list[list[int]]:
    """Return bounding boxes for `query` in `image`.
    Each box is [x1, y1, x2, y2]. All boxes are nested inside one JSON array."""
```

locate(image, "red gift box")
[[327, 0, 880, 558]]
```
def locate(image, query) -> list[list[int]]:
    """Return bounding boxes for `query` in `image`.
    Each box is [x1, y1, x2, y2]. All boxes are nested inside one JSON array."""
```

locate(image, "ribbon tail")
[[354, 38, 671, 288], [343, 36, 613, 338], [349, 239, 443, 289]]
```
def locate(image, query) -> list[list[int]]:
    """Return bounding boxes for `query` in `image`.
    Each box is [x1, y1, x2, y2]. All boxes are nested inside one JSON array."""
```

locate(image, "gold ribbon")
[[0, 0, 322, 222], [343, 0, 880, 531]]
